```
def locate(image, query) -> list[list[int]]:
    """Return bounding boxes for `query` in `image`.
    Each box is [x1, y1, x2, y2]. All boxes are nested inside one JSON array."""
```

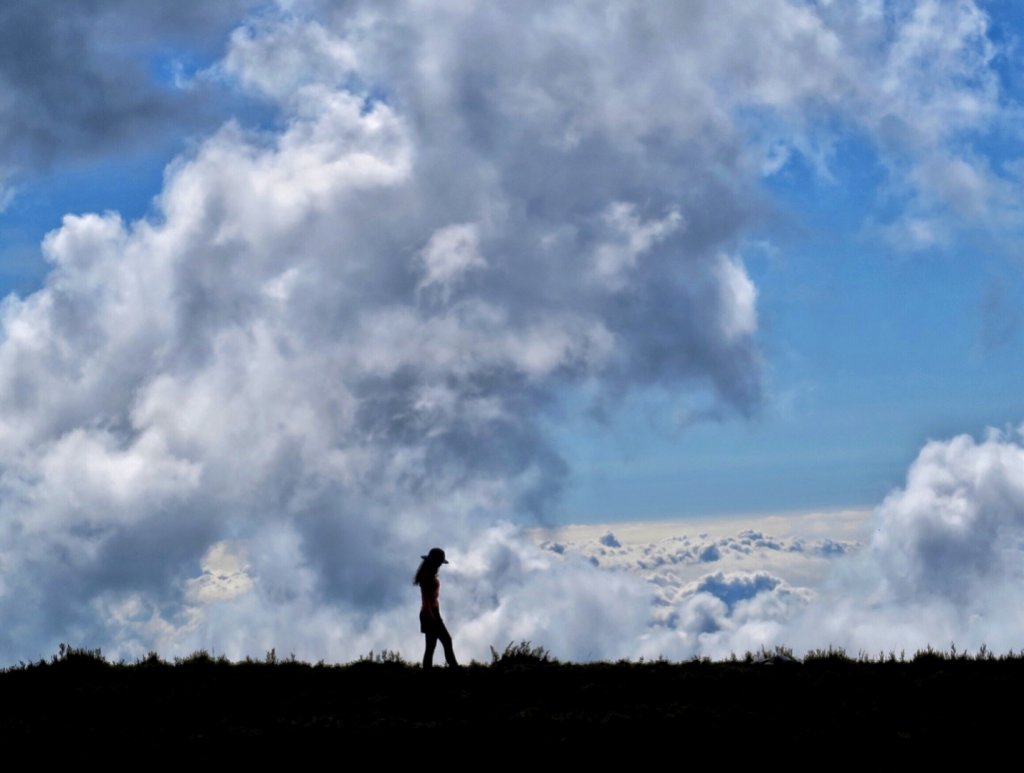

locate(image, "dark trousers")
[[420, 610, 458, 668]]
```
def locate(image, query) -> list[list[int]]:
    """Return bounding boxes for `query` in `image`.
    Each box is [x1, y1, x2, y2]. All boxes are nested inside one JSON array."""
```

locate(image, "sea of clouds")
[[0, 1, 1021, 664]]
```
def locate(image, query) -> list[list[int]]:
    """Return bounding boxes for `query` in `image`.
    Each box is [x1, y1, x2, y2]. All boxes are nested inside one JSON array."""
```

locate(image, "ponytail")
[[413, 558, 431, 586]]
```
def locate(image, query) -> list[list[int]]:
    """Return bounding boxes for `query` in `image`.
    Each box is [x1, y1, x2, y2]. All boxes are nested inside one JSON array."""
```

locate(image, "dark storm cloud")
[[0, 1, 261, 176]]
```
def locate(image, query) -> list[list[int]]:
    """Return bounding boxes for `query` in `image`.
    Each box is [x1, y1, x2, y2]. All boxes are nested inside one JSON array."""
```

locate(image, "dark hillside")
[[2, 645, 1019, 758]]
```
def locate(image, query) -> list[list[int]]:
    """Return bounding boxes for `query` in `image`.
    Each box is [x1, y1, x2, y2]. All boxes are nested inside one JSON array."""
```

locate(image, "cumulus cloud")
[[791, 428, 1024, 655], [539, 425, 1024, 659], [698, 429, 1024, 658], [0, 1, 1018, 664], [530, 513, 865, 659], [417, 223, 486, 300], [538, 517, 864, 598], [0, 2, 768, 663]]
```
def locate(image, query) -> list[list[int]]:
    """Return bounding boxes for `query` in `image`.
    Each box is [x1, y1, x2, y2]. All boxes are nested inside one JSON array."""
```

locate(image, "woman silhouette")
[[414, 547, 459, 668]]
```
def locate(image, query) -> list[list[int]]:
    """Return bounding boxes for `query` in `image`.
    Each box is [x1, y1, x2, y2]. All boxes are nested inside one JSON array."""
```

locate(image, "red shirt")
[[420, 574, 439, 613]]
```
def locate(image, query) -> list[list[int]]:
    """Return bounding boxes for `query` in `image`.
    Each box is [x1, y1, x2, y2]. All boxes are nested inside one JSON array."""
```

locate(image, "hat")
[[420, 547, 449, 564]]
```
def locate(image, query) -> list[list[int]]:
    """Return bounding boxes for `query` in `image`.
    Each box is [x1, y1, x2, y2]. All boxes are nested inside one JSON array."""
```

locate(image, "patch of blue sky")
[[553, 419, 901, 524], [0, 43, 280, 300], [0, 150, 170, 297], [551, 114, 1024, 525], [146, 43, 221, 89], [358, 83, 391, 115], [983, 0, 1024, 95]]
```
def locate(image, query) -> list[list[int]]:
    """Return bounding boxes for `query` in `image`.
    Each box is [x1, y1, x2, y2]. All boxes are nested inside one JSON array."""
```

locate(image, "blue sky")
[[3, 0, 1024, 663], [560, 123, 1024, 521]]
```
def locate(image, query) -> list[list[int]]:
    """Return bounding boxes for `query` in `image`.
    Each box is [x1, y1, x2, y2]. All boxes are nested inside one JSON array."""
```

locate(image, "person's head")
[[422, 547, 448, 567], [413, 547, 448, 585]]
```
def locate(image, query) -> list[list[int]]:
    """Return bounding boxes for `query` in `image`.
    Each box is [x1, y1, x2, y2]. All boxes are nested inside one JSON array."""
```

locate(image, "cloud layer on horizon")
[[530, 427, 1024, 661], [0, 1, 1021, 664]]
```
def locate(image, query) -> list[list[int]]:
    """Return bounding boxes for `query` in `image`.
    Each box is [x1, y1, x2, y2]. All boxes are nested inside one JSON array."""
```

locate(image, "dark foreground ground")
[[1, 646, 1020, 759]]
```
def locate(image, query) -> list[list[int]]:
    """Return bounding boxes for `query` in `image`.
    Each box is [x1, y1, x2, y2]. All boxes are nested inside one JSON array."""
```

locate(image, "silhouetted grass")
[[3, 641, 1023, 755]]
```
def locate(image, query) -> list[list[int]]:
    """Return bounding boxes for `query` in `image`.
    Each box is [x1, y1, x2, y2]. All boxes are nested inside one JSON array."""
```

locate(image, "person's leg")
[[437, 620, 458, 667], [422, 633, 438, 669]]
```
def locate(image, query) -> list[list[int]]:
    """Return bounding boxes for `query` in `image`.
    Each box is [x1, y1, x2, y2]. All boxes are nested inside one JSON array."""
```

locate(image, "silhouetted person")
[[414, 547, 459, 668]]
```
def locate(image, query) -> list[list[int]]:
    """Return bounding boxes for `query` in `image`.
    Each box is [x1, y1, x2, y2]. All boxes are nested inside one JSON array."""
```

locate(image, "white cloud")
[[535, 511, 869, 596], [417, 223, 486, 299], [715, 254, 758, 342], [185, 541, 254, 603], [883, 151, 1024, 251], [535, 425, 1024, 658], [847, 428, 1024, 608], [0, 6, 768, 663], [221, 17, 357, 102], [592, 204, 683, 290]]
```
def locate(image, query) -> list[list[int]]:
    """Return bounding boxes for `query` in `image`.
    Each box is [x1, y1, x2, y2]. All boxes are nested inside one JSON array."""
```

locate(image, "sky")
[[1, 0, 1024, 664]]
